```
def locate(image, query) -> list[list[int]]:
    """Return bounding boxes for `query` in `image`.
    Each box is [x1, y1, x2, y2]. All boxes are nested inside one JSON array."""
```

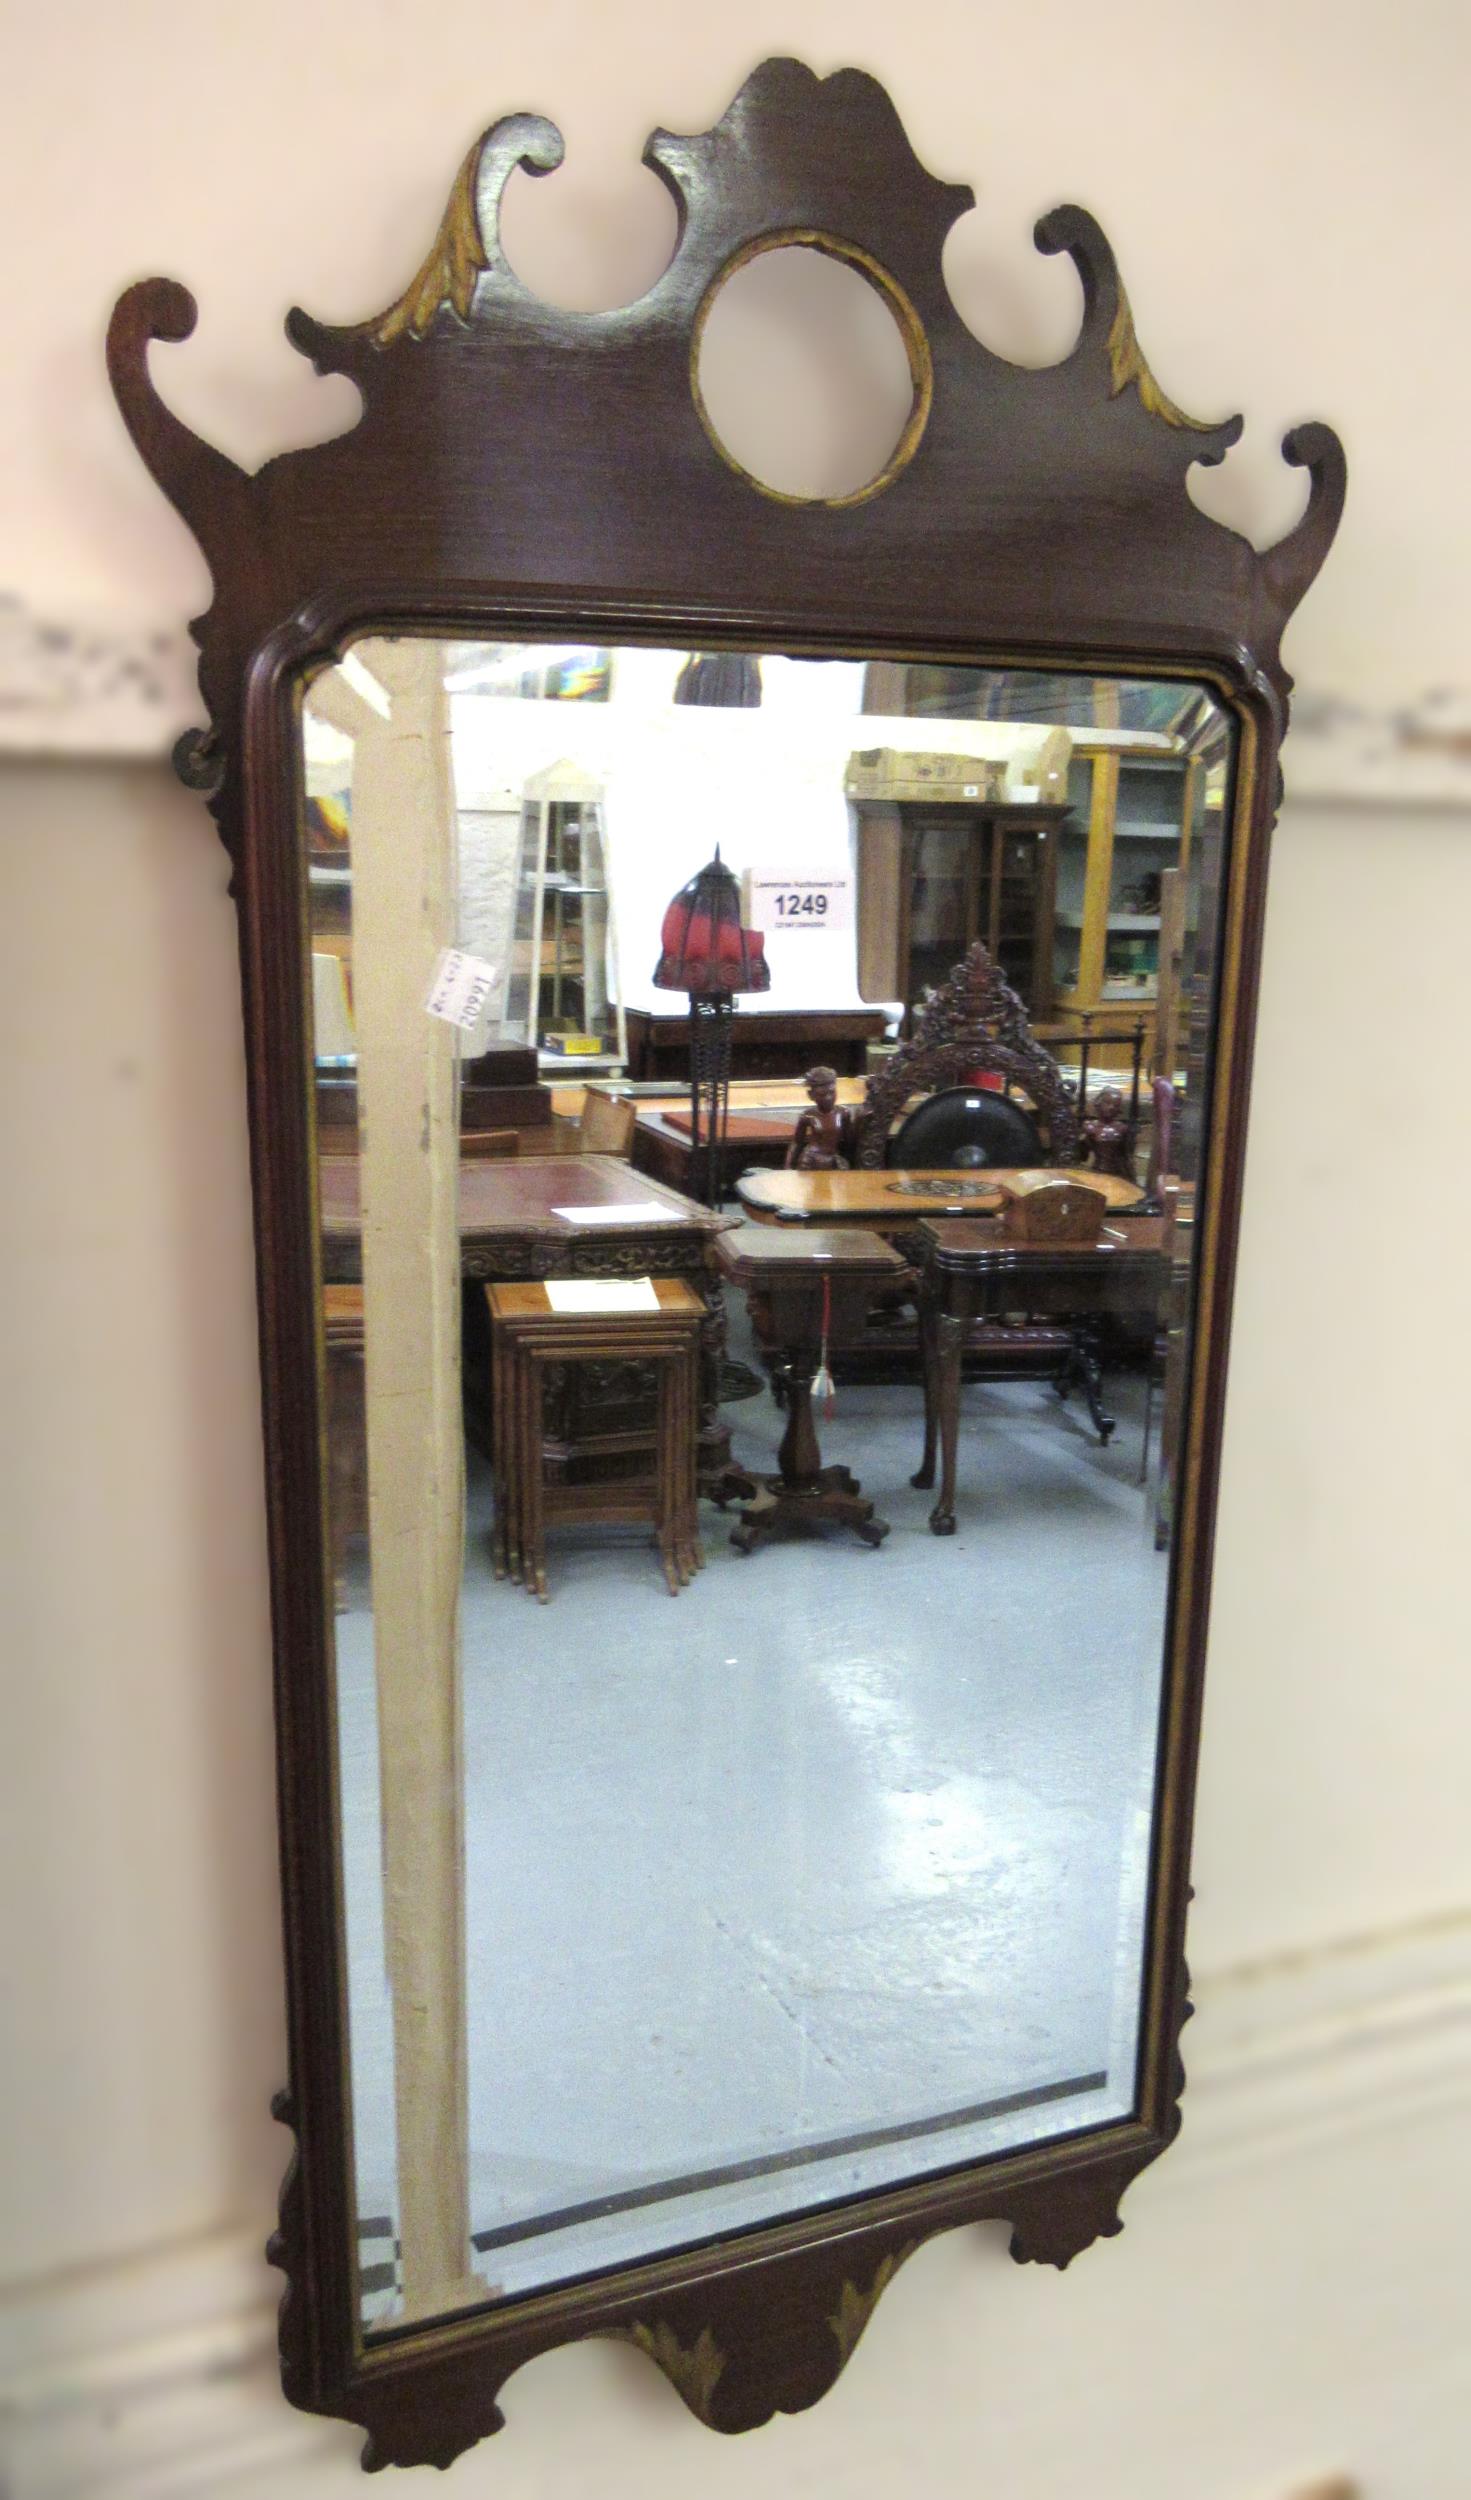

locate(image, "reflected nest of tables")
[[319, 1153, 738, 1483]]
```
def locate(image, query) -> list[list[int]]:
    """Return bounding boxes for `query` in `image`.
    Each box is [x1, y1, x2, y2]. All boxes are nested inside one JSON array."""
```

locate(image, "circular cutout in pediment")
[[692, 233, 932, 508]]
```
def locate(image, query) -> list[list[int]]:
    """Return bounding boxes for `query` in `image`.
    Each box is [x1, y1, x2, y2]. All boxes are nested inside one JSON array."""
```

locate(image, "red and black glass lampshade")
[[651, 850, 769, 1205], [652, 850, 770, 998]]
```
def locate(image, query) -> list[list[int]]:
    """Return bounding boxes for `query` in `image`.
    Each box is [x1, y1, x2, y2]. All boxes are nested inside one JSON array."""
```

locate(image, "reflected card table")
[[912, 1215, 1170, 1534], [734, 1165, 1147, 1392]]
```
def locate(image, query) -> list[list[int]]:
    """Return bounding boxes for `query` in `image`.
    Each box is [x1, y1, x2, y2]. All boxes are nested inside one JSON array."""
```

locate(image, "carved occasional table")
[[319, 1154, 736, 1479], [735, 1164, 1144, 1232], [911, 1215, 1170, 1533], [713, 1224, 911, 1553]]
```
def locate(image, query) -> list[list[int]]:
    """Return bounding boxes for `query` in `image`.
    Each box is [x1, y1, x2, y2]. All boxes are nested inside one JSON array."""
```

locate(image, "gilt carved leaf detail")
[[367, 139, 490, 345]]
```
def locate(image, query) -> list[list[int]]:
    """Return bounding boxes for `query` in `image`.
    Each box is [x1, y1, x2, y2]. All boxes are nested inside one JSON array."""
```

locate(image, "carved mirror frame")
[[107, 58, 1342, 2469]]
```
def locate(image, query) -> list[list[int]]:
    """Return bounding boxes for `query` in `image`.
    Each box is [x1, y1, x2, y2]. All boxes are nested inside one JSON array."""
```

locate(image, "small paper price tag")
[[545, 1278, 659, 1314], [424, 948, 497, 1032]]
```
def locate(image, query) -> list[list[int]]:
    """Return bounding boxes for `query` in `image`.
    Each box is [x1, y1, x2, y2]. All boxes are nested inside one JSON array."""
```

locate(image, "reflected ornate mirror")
[[107, 57, 1342, 2470]]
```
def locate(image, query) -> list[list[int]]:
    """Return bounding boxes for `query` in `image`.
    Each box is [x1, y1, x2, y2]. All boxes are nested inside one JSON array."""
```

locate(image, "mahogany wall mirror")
[[107, 57, 1342, 2470]]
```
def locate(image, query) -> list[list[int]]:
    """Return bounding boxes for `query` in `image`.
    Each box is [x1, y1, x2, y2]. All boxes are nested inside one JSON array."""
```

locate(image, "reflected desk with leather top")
[[629, 1078, 867, 1196], [319, 1154, 736, 1477], [912, 1215, 1170, 1535]]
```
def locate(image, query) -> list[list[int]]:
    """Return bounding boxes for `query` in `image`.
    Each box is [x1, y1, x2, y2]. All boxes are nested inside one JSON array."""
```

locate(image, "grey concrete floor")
[[336, 1331, 1169, 2326]]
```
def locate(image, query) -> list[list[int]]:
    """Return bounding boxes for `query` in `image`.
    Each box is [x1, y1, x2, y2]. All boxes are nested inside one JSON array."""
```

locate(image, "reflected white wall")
[[450, 653, 1063, 1016]]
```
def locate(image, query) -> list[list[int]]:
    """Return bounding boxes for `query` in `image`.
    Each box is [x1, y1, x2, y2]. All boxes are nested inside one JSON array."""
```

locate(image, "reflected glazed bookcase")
[[1052, 743, 1208, 1060]]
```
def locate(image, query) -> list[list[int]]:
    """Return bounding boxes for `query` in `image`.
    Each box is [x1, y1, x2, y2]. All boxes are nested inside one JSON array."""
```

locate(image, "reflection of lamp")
[[671, 652, 762, 708], [653, 849, 770, 1205]]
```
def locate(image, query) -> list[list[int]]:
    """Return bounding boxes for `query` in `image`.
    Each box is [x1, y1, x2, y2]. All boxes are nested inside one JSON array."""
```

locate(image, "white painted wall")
[[2, 5, 1470, 2496], [452, 654, 1051, 1017]]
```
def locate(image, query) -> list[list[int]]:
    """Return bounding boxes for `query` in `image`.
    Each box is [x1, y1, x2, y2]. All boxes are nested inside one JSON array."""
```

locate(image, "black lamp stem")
[[688, 993, 735, 1208]]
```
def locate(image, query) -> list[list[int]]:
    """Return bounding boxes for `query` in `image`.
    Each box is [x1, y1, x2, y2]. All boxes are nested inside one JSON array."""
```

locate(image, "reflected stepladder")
[[305, 638, 1230, 2333]]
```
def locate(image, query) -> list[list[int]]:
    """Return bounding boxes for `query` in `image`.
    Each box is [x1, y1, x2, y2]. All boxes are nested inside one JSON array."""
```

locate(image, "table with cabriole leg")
[[911, 1216, 1170, 1535]]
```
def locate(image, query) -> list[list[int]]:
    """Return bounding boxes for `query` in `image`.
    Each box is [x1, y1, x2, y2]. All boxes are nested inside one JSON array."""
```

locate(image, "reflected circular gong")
[[886, 1085, 1044, 1168]]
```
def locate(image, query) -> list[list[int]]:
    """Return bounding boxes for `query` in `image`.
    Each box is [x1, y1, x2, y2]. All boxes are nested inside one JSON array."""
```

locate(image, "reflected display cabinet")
[[503, 760, 626, 1067], [1053, 743, 1217, 1062], [851, 773, 1069, 1023]]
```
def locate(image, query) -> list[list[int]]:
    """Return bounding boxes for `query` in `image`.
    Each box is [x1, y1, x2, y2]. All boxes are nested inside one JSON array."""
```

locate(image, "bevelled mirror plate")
[[306, 638, 1231, 2331], [107, 55, 1341, 2471]]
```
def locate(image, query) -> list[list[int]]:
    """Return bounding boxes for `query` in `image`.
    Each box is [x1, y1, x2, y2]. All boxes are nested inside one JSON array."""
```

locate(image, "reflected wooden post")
[[1154, 863, 1187, 1084], [342, 636, 475, 2321], [1077, 751, 1118, 1006]]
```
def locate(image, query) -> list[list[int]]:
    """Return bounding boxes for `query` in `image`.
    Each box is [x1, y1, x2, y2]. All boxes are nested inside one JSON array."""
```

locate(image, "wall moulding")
[[5, 590, 1469, 813], [0, 595, 196, 758], [1, 1917, 1464, 2496]]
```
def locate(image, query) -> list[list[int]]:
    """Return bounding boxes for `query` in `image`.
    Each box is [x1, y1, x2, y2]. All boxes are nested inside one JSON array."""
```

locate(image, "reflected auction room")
[[307, 637, 1224, 2320]]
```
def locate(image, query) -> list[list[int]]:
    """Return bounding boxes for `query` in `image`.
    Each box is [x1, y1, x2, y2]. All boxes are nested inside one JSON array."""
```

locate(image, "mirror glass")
[[302, 636, 1232, 2333]]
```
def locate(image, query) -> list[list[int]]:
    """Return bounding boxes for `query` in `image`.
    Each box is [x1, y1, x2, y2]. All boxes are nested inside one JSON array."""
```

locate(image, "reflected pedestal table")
[[713, 1225, 911, 1553]]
